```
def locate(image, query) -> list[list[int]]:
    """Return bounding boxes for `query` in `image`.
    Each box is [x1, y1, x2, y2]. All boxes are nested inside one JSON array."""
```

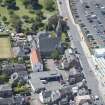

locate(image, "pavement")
[[30, 94, 43, 105], [57, 0, 105, 104], [45, 59, 69, 80]]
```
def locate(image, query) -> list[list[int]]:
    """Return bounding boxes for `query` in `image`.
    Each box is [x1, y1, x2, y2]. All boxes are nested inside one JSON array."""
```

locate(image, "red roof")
[[30, 48, 41, 64]]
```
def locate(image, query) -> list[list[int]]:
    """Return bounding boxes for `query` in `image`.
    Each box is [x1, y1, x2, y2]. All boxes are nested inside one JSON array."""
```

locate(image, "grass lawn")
[[0, 0, 36, 18], [0, 7, 10, 19], [39, 0, 58, 18], [15, 0, 36, 18], [0, 36, 12, 59], [0, 0, 36, 32], [0, 0, 58, 32]]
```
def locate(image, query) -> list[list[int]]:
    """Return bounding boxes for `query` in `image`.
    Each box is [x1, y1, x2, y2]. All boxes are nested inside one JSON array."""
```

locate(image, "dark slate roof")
[[18, 70, 28, 81], [38, 32, 60, 53], [14, 64, 26, 72]]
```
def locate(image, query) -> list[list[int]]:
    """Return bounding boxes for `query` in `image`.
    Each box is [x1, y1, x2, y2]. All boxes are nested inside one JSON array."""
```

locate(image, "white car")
[[95, 95, 99, 100]]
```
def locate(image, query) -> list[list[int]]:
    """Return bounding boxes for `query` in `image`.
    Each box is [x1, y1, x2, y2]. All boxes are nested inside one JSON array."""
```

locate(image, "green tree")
[[0, 0, 3, 4], [51, 49, 61, 60], [30, 0, 39, 8], [9, 10, 14, 15], [2, 16, 7, 21], [44, 0, 55, 11], [31, 20, 40, 32], [47, 14, 59, 30], [5, 0, 17, 9], [23, 0, 39, 9], [23, 0, 30, 8], [36, 10, 44, 20], [10, 14, 23, 32], [14, 85, 29, 93]]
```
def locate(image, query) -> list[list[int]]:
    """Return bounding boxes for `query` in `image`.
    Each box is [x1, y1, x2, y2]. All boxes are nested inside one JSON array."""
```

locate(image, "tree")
[[44, 0, 55, 11], [47, 14, 59, 31], [23, 0, 39, 9], [5, 0, 19, 10], [9, 10, 14, 15], [30, 0, 39, 8], [36, 10, 44, 20], [2, 16, 7, 21], [5, 0, 17, 10], [10, 14, 23, 32], [0, 0, 3, 4], [23, 0, 30, 8], [15, 20, 23, 33], [51, 49, 61, 60], [31, 20, 40, 32], [14, 85, 29, 93]]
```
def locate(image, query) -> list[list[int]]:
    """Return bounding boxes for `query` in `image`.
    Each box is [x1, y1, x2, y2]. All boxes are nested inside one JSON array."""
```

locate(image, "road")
[[57, 0, 104, 104]]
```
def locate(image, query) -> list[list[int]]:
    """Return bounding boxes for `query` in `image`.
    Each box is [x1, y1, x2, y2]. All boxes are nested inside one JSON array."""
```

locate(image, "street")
[[57, 0, 104, 104]]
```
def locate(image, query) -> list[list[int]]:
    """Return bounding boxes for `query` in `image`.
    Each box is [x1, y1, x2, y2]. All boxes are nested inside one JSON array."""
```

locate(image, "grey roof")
[[0, 97, 14, 105], [0, 84, 12, 92], [42, 91, 52, 98], [64, 53, 77, 64], [59, 86, 72, 96], [3, 64, 26, 72], [78, 88, 88, 96], [69, 67, 81, 76], [0, 96, 26, 105], [30, 71, 62, 91], [14, 96, 25, 105], [38, 32, 60, 53], [13, 47, 25, 57], [3, 65, 14, 71], [59, 97, 69, 105], [18, 70, 28, 77], [18, 70, 28, 81], [82, 102, 90, 105]]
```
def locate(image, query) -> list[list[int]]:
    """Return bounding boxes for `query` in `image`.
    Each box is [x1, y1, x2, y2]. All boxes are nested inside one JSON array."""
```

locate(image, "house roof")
[[14, 64, 26, 72], [59, 86, 72, 96], [3, 65, 14, 71], [69, 67, 80, 76], [75, 95, 91, 105], [0, 84, 12, 91], [42, 91, 52, 98], [13, 47, 25, 57], [30, 48, 42, 64], [38, 32, 60, 53], [14, 96, 26, 105], [0, 98, 14, 105], [30, 71, 62, 91]]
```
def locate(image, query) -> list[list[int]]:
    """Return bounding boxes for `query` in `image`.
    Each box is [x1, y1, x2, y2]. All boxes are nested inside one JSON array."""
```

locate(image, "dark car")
[[59, 1, 62, 4]]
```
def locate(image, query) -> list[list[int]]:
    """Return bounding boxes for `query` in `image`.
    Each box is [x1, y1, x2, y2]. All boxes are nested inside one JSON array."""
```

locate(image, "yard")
[[0, 36, 12, 58]]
